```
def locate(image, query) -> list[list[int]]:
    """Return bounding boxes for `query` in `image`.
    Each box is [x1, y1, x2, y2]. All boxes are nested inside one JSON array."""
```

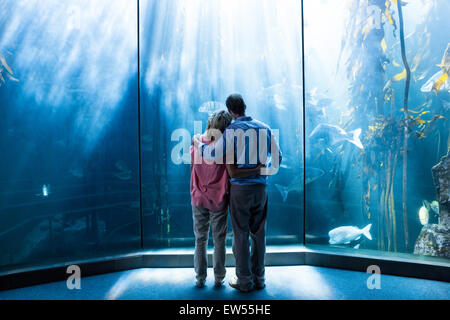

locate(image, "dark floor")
[[0, 266, 449, 300]]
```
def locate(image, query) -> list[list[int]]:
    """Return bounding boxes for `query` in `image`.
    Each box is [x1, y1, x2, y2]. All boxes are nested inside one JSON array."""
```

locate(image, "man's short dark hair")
[[226, 94, 246, 115]]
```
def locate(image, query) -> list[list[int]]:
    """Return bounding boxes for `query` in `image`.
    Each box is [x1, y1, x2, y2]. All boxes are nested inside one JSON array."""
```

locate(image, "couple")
[[190, 94, 282, 292]]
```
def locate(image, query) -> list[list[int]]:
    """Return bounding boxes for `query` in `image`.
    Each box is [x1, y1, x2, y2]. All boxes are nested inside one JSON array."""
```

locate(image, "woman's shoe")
[[228, 276, 253, 293], [214, 279, 224, 288], [196, 279, 206, 288], [254, 281, 266, 290]]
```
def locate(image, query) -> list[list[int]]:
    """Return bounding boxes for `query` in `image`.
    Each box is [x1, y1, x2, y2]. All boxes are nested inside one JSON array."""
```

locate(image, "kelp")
[[338, 0, 391, 251], [397, 0, 412, 251], [363, 107, 445, 250], [364, 115, 401, 250]]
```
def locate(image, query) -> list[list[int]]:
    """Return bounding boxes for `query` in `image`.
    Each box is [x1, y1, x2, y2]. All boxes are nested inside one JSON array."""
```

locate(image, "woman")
[[190, 110, 261, 288]]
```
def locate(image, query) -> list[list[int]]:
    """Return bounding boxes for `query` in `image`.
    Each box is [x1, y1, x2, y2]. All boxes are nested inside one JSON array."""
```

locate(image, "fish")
[[383, 80, 392, 92], [114, 161, 132, 181], [198, 101, 226, 116], [437, 43, 450, 70], [260, 83, 303, 111], [4, 72, 19, 82], [328, 224, 372, 245], [309, 103, 327, 118], [69, 167, 84, 178], [418, 200, 440, 226], [309, 124, 364, 150], [421, 43, 450, 93], [275, 167, 324, 202], [0, 53, 13, 75], [417, 69, 430, 81], [418, 205, 429, 225], [423, 200, 439, 215], [309, 87, 319, 97], [311, 97, 333, 108], [141, 135, 153, 152], [443, 100, 450, 111], [432, 72, 449, 93], [421, 70, 450, 93], [115, 160, 129, 172], [36, 184, 51, 198], [421, 70, 449, 93], [307, 87, 333, 107], [0, 52, 19, 86], [114, 171, 132, 181], [272, 94, 287, 111]]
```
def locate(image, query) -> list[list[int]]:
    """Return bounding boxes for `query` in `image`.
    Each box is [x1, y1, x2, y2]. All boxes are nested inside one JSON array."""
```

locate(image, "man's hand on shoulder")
[[192, 134, 202, 148], [259, 164, 268, 176]]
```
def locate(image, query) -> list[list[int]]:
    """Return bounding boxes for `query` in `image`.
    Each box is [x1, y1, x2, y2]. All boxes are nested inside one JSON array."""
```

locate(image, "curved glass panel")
[[304, 0, 449, 260], [0, 0, 140, 271], [140, 0, 304, 247]]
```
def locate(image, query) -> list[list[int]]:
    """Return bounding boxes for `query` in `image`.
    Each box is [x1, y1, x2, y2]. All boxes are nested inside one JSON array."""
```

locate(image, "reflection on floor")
[[0, 266, 449, 300]]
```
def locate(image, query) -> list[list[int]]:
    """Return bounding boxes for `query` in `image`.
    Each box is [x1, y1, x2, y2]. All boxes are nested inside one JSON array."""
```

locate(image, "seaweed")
[[397, 0, 411, 251], [337, 0, 390, 250]]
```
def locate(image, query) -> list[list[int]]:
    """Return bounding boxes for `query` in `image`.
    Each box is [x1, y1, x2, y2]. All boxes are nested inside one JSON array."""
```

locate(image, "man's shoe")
[[228, 276, 253, 293], [196, 279, 206, 288], [214, 279, 224, 288], [254, 282, 266, 290]]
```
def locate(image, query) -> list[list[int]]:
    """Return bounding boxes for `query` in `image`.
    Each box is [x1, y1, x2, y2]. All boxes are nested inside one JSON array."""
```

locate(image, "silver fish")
[[309, 124, 364, 150], [421, 70, 450, 93], [198, 101, 226, 116], [423, 200, 439, 215], [308, 95, 333, 108], [115, 160, 129, 172], [418, 205, 429, 225], [275, 167, 324, 202], [36, 184, 51, 198], [261, 83, 303, 111], [329, 224, 372, 245]]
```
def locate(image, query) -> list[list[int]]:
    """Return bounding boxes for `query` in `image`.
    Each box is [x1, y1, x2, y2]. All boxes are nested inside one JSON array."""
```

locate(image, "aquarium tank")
[[139, 0, 304, 248], [0, 0, 448, 273], [304, 0, 449, 256]]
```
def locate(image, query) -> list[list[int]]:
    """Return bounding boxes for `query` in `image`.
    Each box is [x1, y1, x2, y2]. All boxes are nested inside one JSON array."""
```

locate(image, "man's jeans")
[[192, 205, 228, 282], [229, 184, 268, 290]]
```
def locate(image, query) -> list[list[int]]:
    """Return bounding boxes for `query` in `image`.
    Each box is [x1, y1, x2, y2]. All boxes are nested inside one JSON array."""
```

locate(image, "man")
[[193, 94, 282, 292]]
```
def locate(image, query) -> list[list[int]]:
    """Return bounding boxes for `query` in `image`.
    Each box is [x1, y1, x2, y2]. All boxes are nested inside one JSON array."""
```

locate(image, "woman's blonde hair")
[[205, 110, 232, 141]]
